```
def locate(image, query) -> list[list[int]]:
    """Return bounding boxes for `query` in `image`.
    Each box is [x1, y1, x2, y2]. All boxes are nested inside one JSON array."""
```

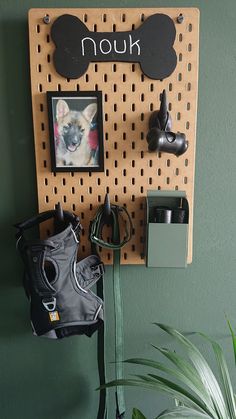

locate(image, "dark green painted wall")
[[1, 0, 236, 418]]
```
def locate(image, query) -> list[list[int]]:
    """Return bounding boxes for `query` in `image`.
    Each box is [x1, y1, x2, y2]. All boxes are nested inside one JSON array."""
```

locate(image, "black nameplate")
[[51, 13, 177, 80]]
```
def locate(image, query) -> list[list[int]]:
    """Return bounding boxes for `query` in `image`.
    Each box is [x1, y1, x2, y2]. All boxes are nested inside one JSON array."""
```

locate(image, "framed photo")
[[47, 91, 104, 172]]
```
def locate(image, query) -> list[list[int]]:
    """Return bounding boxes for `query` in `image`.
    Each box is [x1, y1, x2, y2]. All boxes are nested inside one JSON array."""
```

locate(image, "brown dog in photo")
[[54, 99, 98, 167]]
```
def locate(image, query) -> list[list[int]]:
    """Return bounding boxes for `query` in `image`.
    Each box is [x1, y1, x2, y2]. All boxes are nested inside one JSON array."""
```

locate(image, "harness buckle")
[[42, 297, 57, 312], [91, 263, 104, 278]]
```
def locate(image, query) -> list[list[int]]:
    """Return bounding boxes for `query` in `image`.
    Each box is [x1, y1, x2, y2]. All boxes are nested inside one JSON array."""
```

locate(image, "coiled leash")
[[90, 194, 133, 419]]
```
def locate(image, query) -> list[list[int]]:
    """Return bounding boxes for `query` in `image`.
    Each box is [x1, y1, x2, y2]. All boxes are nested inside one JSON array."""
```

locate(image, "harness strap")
[[14, 210, 81, 240], [90, 200, 132, 419]]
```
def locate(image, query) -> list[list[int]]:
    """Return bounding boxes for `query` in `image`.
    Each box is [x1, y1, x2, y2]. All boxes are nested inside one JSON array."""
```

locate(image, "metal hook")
[[148, 89, 172, 132], [104, 193, 111, 219], [55, 202, 64, 222]]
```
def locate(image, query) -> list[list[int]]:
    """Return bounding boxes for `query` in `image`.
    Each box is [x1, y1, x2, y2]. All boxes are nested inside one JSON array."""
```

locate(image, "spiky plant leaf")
[[155, 406, 212, 418], [132, 407, 147, 419], [146, 347, 216, 416], [102, 375, 212, 415], [227, 319, 236, 367], [154, 324, 230, 419], [198, 333, 236, 419]]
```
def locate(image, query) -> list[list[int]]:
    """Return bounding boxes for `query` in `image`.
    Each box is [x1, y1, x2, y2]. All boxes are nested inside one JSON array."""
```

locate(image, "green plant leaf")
[[102, 375, 211, 415], [199, 332, 236, 419], [155, 406, 212, 418], [227, 319, 236, 367], [154, 323, 229, 419], [132, 407, 147, 419], [147, 347, 216, 417], [138, 373, 213, 416]]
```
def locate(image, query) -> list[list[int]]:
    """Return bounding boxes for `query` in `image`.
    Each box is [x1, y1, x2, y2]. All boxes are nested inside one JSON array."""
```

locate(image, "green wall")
[[1, 0, 236, 418]]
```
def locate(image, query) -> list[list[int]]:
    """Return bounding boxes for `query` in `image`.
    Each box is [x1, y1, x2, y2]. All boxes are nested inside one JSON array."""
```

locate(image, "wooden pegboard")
[[28, 7, 200, 265]]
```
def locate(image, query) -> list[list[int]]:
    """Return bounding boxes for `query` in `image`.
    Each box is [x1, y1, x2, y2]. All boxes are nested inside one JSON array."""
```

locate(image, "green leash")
[[90, 197, 133, 419]]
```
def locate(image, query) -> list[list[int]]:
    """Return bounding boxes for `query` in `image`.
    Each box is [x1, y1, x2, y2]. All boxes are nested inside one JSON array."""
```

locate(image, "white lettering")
[[114, 39, 127, 54], [99, 39, 112, 54], [129, 35, 141, 55], [81, 37, 97, 56]]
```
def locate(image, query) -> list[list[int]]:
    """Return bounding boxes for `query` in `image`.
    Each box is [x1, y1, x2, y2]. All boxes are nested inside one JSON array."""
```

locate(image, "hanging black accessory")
[[15, 207, 104, 339], [90, 194, 133, 419], [147, 89, 188, 156]]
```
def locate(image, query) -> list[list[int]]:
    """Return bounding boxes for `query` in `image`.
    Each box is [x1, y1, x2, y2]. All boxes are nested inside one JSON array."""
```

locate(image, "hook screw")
[[43, 14, 50, 24], [177, 13, 184, 24]]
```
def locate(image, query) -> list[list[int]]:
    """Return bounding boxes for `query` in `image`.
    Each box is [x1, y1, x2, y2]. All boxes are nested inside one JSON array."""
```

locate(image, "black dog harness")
[[15, 210, 104, 339]]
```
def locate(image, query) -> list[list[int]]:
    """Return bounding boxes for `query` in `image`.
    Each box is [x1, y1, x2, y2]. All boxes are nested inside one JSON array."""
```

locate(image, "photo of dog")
[[47, 91, 104, 172], [54, 99, 97, 167]]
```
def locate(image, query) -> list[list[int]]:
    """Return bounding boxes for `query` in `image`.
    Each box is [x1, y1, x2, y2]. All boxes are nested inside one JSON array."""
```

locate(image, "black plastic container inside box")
[[146, 190, 189, 268]]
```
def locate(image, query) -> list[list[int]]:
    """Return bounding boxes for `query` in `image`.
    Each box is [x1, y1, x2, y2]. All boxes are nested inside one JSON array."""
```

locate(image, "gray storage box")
[[146, 190, 189, 268]]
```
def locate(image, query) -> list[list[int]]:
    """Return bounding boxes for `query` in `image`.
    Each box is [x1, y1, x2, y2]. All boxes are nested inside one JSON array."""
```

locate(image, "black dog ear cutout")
[[51, 13, 177, 80]]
